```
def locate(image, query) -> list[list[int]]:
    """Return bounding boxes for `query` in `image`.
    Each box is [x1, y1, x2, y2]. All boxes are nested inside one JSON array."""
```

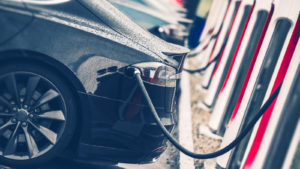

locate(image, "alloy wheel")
[[0, 72, 66, 160]]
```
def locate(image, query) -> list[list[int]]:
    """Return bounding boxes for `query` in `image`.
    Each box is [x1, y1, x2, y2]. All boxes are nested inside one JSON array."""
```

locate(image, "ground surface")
[[187, 57, 222, 169]]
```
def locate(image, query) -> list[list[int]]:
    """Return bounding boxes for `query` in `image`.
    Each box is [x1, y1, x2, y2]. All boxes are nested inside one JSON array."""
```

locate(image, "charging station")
[[197, 0, 230, 70], [208, 0, 274, 135], [191, 0, 223, 55], [201, 0, 242, 89], [216, 0, 300, 167], [241, 14, 300, 169], [203, 0, 255, 108]]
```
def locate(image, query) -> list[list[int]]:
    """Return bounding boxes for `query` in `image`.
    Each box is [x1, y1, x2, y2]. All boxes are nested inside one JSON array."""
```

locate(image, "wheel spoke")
[[33, 89, 59, 109], [24, 76, 40, 106], [22, 125, 39, 158], [38, 110, 65, 121], [28, 121, 57, 144], [0, 120, 14, 136], [4, 74, 20, 105], [0, 112, 13, 116], [0, 96, 12, 110], [3, 122, 20, 156]]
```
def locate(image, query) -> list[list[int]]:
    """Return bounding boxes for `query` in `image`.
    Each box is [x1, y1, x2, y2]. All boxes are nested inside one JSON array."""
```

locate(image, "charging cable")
[[133, 68, 282, 159], [183, 55, 219, 74]]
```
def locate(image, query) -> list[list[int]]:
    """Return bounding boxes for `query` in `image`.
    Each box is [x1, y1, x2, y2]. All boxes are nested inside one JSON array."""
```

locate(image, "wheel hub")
[[15, 109, 29, 122]]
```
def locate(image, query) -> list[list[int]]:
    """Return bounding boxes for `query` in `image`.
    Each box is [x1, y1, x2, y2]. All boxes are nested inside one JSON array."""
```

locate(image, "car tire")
[[0, 61, 77, 168]]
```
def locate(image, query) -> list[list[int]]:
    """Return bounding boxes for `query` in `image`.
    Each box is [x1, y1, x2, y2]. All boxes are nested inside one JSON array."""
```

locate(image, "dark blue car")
[[0, 0, 189, 168]]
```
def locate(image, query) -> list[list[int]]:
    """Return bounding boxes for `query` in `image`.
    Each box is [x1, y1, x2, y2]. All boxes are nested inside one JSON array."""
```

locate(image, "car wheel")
[[0, 61, 77, 168]]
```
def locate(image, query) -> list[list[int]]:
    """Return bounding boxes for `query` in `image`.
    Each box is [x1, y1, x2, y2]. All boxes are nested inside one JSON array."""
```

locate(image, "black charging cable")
[[183, 55, 219, 74], [133, 68, 282, 159]]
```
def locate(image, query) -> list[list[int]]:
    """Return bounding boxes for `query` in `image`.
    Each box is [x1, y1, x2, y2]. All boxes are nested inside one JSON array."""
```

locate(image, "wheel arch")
[[0, 49, 86, 93]]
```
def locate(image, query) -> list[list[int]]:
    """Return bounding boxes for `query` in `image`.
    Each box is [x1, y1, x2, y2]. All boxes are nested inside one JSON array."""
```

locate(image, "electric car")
[[0, 0, 189, 168]]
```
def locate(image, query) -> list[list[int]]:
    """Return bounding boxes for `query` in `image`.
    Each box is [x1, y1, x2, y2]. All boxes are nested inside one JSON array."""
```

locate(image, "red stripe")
[[169, 0, 183, 7], [212, 2, 242, 77], [219, 2, 256, 95], [175, 0, 183, 7], [227, 5, 274, 127], [243, 14, 300, 169]]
